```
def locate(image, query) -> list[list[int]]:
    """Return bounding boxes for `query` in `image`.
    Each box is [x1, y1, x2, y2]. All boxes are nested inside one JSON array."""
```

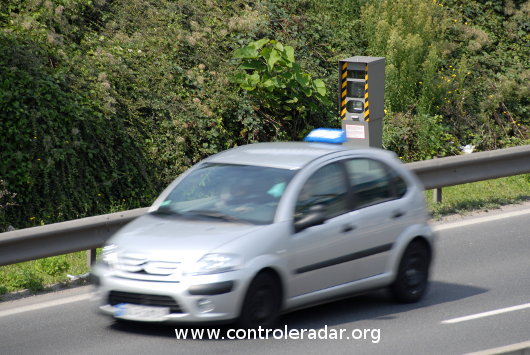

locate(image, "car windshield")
[[154, 163, 297, 224]]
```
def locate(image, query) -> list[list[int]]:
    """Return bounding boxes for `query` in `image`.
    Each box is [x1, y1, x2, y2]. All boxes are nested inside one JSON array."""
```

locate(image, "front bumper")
[[91, 264, 249, 324]]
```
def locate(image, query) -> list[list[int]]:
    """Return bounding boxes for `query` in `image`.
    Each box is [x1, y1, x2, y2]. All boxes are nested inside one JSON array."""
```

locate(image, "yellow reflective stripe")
[[342, 62, 348, 70], [342, 99, 347, 106], [342, 81, 347, 88], [364, 101, 369, 109], [342, 72, 347, 80], [341, 90, 347, 98], [341, 108, 347, 116]]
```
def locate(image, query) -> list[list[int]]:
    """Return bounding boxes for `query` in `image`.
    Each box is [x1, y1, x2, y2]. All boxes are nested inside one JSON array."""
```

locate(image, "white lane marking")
[[433, 208, 530, 232], [0, 293, 91, 318], [464, 340, 530, 355], [441, 302, 530, 324]]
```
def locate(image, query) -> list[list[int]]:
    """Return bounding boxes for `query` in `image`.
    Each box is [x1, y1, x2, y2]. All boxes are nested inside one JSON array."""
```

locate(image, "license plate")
[[114, 303, 169, 320]]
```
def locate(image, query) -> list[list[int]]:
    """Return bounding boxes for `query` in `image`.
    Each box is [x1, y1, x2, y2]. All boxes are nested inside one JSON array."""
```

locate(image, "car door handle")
[[392, 210, 405, 219], [341, 224, 356, 233]]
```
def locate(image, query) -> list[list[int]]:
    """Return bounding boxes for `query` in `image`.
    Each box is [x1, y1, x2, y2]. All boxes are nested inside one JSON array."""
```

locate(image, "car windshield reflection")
[[154, 163, 297, 224]]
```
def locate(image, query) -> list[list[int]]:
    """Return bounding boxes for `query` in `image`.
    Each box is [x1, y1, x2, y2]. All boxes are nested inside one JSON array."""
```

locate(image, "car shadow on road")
[[106, 280, 487, 340], [281, 280, 488, 329]]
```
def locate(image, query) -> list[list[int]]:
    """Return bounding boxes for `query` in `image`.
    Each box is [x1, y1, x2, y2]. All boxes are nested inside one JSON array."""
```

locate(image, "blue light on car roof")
[[303, 128, 347, 144]]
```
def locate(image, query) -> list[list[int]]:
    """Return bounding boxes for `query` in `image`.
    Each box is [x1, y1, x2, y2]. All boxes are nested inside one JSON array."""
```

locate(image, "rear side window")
[[345, 158, 407, 209], [394, 174, 407, 198]]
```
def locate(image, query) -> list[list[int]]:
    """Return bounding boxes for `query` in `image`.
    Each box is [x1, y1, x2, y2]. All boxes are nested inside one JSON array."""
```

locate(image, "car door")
[[288, 160, 361, 297], [342, 157, 410, 280]]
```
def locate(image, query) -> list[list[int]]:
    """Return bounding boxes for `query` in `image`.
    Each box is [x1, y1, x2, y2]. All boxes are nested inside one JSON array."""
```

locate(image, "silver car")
[[91, 140, 435, 328]]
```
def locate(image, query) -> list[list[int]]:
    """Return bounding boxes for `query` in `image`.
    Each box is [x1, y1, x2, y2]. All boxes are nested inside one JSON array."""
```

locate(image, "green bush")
[[0, 33, 157, 228], [36, 256, 70, 277], [436, 0, 530, 150], [232, 38, 331, 140], [2, 267, 44, 293], [362, 0, 449, 115], [383, 113, 460, 161]]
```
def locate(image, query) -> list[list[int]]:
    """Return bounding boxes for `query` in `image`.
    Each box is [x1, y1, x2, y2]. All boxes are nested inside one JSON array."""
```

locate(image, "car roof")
[[205, 142, 387, 170]]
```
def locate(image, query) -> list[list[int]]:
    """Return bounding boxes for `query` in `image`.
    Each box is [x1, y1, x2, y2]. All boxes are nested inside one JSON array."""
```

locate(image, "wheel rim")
[[248, 287, 275, 324], [403, 253, 426, 293]]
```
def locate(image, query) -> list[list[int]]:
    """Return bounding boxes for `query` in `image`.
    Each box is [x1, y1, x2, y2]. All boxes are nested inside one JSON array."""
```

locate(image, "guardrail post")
[[87, 249, 97, 267], [433, 187, 442, 203], [431, 157, 442, 203]]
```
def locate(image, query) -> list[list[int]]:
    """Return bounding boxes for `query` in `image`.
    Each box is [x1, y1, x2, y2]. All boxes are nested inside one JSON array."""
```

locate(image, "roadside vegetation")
[[0, 0, 528, 295], [1, 0, 528, 231], [427, 174, 530, 218]]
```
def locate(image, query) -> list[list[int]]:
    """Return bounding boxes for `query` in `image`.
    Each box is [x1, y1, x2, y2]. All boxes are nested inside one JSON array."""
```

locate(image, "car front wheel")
[[237, 272, 281, 329]]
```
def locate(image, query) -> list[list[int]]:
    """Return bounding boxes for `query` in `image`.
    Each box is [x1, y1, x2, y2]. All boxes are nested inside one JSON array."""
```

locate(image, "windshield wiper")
[[184, 210, 248, 223]]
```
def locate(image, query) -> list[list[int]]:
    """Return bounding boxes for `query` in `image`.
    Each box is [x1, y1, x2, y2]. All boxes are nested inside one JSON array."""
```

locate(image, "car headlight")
[[189, 253, 242, 275], [100, 244, 118, 267]]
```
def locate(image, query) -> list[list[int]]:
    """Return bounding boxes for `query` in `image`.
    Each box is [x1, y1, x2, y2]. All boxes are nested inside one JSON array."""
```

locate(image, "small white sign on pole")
[[345, 124, 366, 139]]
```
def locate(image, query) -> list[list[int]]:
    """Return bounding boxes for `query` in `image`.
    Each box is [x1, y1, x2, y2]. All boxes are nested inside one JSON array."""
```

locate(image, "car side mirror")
[[294, 205, 326, 233]]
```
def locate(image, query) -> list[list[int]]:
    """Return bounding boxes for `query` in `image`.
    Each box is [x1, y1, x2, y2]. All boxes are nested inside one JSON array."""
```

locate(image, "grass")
[[0, 251, 93, 297], [427, 174, 530, 219], [1, 174, 529, 297]]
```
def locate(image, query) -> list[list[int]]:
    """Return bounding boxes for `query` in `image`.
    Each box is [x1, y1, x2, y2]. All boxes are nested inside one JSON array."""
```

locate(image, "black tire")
[[237, 272, 281, 329], [390, 241, 431, 303]]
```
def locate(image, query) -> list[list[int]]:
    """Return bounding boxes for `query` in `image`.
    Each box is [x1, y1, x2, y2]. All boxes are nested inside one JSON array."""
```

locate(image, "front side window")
[[295, 162, 349, 221], [155, 163, 297, 224]]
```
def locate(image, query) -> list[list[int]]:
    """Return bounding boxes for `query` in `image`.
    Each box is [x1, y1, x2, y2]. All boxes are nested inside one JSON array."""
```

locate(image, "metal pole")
[[87, 249, 97, 267], [431, 156, 442, 203], [433, 187, 442, 203]]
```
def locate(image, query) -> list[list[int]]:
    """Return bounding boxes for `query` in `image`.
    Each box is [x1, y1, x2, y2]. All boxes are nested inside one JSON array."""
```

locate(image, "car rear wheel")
[[237, 272, 281, 329], [390, 240, 431, 303]]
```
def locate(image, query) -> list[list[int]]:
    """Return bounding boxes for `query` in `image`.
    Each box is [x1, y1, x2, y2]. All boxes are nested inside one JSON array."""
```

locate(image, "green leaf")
[[230, 72, 247, 84], [233, 46, 259, 59], [262, 48, 282, 71], [262, 77, 280, 89], [302, 87, 313, 96], [273, 41, 284, 52], [279, 71, 294, 82], [239, 60, 267, 71], [239, 73, 260, 91], [295, 72, 311, 87], [247, 72, 260, 86], [320, 96, 332, 105], [251, 38, 270, 50], [283, 46, 295, 65], [313, 79, 327, 96], [240, 83, 255, 91]]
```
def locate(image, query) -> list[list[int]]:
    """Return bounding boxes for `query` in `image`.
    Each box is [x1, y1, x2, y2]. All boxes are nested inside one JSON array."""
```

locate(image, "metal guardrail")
[[1, 145, 529, 267], [0, 208, 148, 267], [406, 145, 530, 190]]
